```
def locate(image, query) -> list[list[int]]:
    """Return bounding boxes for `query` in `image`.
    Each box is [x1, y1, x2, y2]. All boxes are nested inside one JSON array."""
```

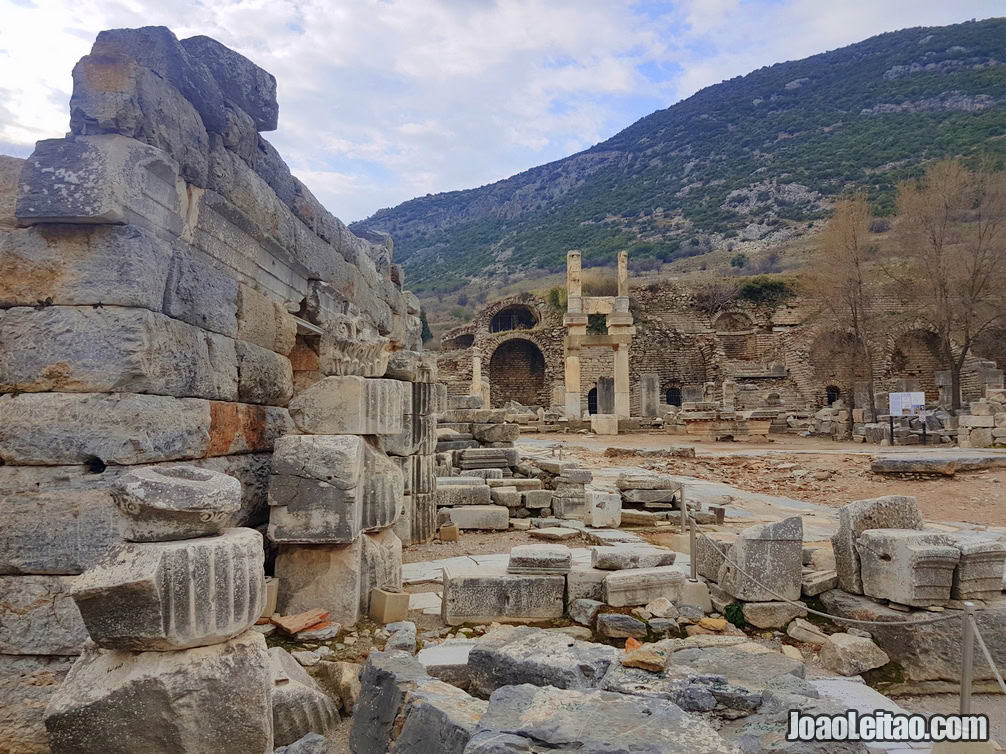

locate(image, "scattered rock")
[[819, 633, 890, 676], [597, 613, 648, 639], [786, 618, 828, 646]]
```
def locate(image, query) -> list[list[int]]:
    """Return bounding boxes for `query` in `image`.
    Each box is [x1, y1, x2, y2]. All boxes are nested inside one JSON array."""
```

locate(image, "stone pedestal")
[[856, 529, 960, 607], [717, 516, 802, 602], [639, 373, 660, 417]]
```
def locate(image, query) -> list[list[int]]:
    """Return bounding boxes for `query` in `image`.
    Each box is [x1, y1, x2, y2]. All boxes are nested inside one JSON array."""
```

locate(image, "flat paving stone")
[[529, 527, 580, 541]]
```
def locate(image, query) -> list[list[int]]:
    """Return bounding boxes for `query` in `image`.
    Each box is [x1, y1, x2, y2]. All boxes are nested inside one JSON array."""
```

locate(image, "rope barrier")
[[971, 615, 1006, 696]]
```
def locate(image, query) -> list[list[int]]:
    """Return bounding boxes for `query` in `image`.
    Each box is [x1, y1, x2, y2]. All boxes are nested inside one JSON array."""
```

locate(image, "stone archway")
[[488, 338, 547, 407]]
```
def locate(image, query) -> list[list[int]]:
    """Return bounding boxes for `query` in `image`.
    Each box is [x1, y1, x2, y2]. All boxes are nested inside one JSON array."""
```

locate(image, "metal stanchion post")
[[679, 490, 687, 535], [960, 601, 976, 714], [688, 517, 698, 581]]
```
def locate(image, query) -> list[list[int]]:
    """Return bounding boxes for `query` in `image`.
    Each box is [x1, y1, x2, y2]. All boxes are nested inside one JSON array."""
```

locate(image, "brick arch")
[[488, 337, 548, 407]]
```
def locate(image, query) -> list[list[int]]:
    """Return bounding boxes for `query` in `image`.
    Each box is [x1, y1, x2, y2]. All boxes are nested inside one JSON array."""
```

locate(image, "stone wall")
[[437, 279, 1004, 417], [0, 26, 427, 751]]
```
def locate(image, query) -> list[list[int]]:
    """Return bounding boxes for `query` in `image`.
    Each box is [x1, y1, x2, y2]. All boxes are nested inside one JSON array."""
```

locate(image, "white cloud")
[[0, 0, 1001, 221]]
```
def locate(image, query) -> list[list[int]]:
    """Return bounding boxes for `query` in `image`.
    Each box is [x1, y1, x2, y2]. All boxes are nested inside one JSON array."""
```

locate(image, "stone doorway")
[[587, 387, 598, 415], [489, 338, 546, 407]]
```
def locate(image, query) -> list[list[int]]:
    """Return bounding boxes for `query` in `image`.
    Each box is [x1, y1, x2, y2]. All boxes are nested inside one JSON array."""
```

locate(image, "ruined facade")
[[0, 26, 430, 752], [439, 263, 1002, 419]]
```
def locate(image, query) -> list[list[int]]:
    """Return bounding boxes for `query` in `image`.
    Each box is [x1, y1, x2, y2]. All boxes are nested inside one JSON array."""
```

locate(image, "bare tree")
[[889, 159, 1006, 410], [808, 193, 882, 412]]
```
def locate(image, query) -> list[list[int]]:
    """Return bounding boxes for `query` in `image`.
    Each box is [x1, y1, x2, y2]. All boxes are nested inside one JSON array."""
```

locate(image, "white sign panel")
[[888, 391, 925, 417]]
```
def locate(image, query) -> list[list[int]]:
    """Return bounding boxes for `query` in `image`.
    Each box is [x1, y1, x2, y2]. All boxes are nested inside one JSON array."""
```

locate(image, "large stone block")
[[163, 249, 240, 338], [831, 495, 922, 594], [856, 529, 960, 607], [349, 650, 430, 754], [275, 540, 362, 626], [0, 224, 171, 310], [437, 506, 509, 531], [236, 340, 294, 405], [268, 434, 364, 544], [507, 544, 572, 574], [590, 544, 676, 571], [436, 483, 491, 507], [269, 647, 340, 746], [602, 566, 685, 607], [44, 630, 273, 754], [0, 488, 120, 574], [566, 566, 607, 603], [16, 135, 185, 234], [114, 464, 241, 542], [0, 392, 211, 466], [441, 567, 563, 625], [71, 528, 265, 651], [69, 51, 210, 185], [466, 683, 735, 754], [0, 306, 239, 400], [384, 673, 485, 753], [88, 26, 230, 133], [317, 314, 390, 378], [585, 488, 621, 528], [360, 528, 403, 614], [236, 285, 297, 355], [206, 401, 295, 456], [0, 654, 75, 754], [289, 376, 405, 435], [0, 575, 87, 654], [467, 626, 618, 697], [362, 441, 404, 532], [590, 413, 618, 435], [949, 534, 1006, 600], [180, 35, 278, 131], [717, 516, 803, 602]]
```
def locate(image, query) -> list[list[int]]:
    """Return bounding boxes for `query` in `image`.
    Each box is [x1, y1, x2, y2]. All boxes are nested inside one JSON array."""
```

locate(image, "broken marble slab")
[[602, 566, 685, 607], [590, 544, 676, 571], [441, 566, 564, 626], [507, 544, 572, 574]]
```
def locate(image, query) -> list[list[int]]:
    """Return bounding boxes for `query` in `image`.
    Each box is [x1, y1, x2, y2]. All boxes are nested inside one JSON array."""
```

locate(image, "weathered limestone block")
[[236, 340, 294, 406], [590, 413, 618, 435], [384, 414, 436, 457], [362, 441, 404, 531], [602, 566, 685, 607], [360, 528, 403, 614], [71, 528, 264, 651], [856, 529, 960, 606], [0, 224, 171, 309], [819, 633, 890, 677], [410, 382, 440, 416], [269, 435, 364, 544], [831, 495, 922, 594], [441, 567, 564, 625], [0, 392, 211, 466], [507, 544, 572, 574], [275, 540, 362, 626], [163, 249, 240, 337], [0, 654, 75, 754], [590, 544, 676, 571], [114, 464, 241, 541], [489, 487, 522, 508], [44, 630, 273, 754], [437, 506, 509, 531], [436, 483, 492, 507], [0, 306, 239, 400], [472, 424, 520, 443], [237, 285, 296, 355], [467, 626, 618, 697], [741, 601, 807, 629], [269, 647, 340, 746], [348, 650, 430, 754], [622, 488, 679, 504], [950, 535, 1006, 600], [717, 516, 803, 602], [0, 488, 120, 574], [289, 376, 404, 435], [385, 350, 437, 383], [179, 35, 278, 131], [69, 50, 210, 185], [0, 575, 87, 654], [585, 488, 621, 528], [16, 134, 185, 234], [466, 683, 735, 754], [385, 674, 486, 753], [523, 489, 553, 509]]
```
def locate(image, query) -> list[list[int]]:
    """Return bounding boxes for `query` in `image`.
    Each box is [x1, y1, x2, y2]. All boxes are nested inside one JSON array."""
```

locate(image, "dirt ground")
[[529, 432, 1006, 528]]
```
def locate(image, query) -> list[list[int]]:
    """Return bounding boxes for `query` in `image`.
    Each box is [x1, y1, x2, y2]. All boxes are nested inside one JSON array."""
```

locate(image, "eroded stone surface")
[[441, 568, 564, 625]]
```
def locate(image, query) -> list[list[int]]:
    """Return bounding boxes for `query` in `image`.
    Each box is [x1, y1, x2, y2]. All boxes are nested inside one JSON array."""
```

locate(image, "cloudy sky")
[[0, 1, 1000, 221]]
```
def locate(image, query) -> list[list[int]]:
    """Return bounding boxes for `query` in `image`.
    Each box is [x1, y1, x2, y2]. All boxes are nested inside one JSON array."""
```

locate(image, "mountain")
[[352, 18, 1006, 295]]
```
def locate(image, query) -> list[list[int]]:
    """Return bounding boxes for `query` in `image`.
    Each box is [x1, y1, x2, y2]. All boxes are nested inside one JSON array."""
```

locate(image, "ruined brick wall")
[[0, 27, 426, 751]]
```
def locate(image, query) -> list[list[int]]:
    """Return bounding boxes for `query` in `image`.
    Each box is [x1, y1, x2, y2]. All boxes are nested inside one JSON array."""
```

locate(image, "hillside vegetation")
[[353, 18, 1006, 299]]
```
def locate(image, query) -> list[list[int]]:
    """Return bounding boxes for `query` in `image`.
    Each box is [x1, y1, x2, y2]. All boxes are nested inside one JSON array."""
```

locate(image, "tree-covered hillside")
[[352, 18, 1006, 295]]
